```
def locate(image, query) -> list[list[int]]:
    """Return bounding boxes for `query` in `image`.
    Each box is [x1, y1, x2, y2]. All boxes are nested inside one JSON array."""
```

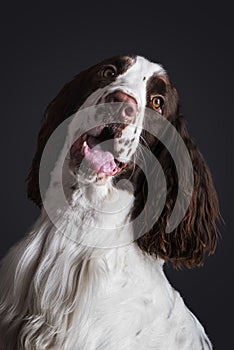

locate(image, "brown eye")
[[151, 96, 164, 111], [102, 65, 117, 79]]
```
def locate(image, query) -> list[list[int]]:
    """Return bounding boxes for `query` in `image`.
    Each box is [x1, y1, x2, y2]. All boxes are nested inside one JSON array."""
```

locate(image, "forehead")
[[123, 55, 165, 80], [91, 55, 165, 79], [115, 56, 167, 103], [117, 56, 167, 98]]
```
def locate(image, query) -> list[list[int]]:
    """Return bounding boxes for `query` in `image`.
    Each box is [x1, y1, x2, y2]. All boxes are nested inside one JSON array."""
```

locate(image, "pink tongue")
[[83, 144, 116, 175]]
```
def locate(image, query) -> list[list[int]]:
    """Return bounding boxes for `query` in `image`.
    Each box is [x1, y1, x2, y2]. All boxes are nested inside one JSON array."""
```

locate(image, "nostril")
[[102, 125, 114, 136], [113, 97, 121, 103], [124, 105, 136, 117]]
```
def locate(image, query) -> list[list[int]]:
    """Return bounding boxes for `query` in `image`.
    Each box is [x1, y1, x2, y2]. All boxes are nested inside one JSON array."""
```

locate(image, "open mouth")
[[70, 124, 127, 178], [69, 90, 138, 180]]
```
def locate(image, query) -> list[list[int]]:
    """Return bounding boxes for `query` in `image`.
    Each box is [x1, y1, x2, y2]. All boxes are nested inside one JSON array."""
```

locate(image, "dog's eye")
[[102, 65, 117, 79], [151, 96, 164, 111]]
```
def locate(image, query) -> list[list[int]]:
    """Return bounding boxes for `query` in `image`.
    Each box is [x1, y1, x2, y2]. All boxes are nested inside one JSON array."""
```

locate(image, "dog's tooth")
[[82, 141, 87, 154]]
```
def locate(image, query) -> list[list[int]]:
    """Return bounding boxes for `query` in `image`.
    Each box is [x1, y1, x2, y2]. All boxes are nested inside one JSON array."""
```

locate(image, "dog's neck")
[[43, 179, 136, 254]]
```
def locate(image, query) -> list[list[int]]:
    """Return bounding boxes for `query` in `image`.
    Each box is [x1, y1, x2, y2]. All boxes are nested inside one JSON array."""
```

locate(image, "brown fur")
[[136, 76, 220, 268]]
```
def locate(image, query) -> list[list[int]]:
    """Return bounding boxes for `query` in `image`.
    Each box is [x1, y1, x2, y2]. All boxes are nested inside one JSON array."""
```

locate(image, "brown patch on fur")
[[127, 148, 132, 157], [27, 55, 136, 206], [133, 79, 220, 268]]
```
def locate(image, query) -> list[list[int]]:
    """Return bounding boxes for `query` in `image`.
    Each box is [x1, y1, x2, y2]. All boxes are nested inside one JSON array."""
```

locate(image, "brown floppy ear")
[[137, 89, 220, 268], [27, 68, 95, 207]]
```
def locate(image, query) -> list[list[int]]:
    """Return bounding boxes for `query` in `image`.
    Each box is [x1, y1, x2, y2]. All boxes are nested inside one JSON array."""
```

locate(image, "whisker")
[[140, 134, 151, 150]]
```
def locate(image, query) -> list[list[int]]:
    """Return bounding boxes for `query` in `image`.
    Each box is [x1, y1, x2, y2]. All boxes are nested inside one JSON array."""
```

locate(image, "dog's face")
[[27, 55, 219, 268], [68, 55, 177, 184]]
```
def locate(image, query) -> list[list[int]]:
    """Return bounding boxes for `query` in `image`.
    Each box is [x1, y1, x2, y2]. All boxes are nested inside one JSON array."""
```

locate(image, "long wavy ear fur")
[[136, 86, 220, 268], [26, 68, 93, 207]]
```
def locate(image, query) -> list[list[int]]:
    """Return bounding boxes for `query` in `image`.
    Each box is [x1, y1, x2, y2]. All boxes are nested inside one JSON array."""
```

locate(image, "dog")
[[0, 55, 220, 349]]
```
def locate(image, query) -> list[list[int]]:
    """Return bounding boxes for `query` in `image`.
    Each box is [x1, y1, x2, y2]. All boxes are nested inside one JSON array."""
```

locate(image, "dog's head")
[[27, 55, 220, 267]]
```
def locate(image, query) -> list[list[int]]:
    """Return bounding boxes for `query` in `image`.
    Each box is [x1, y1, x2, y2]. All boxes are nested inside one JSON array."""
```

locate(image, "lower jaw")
[[75, 166, 114, 186], [76, 166, 124, 186], [96, 173, 112, 184]]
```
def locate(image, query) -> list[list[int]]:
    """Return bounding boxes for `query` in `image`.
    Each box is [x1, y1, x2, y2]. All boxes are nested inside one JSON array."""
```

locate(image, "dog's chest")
[[61, 247, 205, 350], [63, 248, 169, 349]]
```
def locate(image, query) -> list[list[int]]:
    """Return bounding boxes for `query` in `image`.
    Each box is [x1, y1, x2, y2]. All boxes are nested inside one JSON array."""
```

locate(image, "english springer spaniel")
[[0, 55, 220, 349]]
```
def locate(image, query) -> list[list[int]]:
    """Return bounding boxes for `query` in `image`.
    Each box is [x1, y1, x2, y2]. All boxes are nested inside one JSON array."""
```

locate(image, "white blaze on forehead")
[[110, 55, 165, 109], [123, 55, 164, 82]]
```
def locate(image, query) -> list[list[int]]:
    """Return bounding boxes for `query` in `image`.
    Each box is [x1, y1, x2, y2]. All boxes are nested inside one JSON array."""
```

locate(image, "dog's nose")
[[106, 91, 138, 120]]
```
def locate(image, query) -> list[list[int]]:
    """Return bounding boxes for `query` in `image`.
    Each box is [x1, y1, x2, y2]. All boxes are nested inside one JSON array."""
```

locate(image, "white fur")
[[0, 56, 212, 349], [0, 186, 212, 349]]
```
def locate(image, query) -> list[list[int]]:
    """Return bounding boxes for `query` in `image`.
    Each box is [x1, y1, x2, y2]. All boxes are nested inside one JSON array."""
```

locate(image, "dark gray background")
[[0, 1, 233, 348]]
